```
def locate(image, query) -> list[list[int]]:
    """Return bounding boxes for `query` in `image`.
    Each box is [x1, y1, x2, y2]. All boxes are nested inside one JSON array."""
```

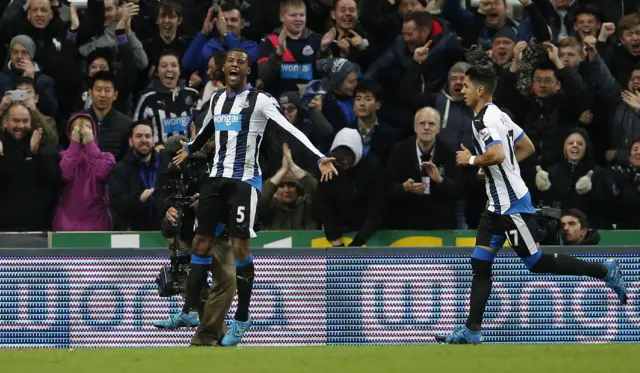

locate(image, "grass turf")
[[0, 345, 636, 373]]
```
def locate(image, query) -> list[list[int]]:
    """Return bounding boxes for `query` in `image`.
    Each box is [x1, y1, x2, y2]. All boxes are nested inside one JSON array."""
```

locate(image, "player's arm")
[[515, 132, 535, 162], [467, 142, 505, 166], [186, 101, 216, 155], [258, 93, 326, 160]]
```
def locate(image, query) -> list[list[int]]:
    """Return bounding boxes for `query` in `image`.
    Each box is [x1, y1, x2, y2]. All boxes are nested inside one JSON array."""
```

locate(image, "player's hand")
[[575, 170, 594, 195], [422, 162, 443, 184], [166, 207, 178, 223], [477, 168, 485, 181], [318, 157, 338, 182], [456, 144, 472, 166], [402, 178, 425, 195], [172, 141, 189, 165], [535, 165, 551, 191]]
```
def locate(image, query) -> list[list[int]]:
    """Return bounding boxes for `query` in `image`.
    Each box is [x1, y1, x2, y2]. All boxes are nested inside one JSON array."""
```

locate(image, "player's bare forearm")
[[515, 134, 535, 162], [474, 144, 505, 166]]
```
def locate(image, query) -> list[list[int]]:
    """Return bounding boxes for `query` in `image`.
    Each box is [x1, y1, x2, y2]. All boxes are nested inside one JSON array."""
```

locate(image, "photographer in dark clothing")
[[561, 208, 601, 245]]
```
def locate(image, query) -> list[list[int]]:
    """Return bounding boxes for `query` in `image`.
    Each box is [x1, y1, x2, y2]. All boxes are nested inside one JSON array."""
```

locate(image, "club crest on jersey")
[[478, 128, 492, 142], [238, 98, 250, 109], [302, 45, 314, 56], [214, 114, 242, 132]]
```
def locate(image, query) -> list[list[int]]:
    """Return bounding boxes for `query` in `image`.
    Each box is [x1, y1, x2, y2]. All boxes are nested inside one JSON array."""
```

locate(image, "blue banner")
[[0, 254, 638, 348]]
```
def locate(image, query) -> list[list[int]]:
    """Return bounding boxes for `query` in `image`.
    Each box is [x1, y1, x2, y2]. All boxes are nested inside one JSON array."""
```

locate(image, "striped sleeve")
[[473, 110, 503, 150], [187, 92, 218, 153], [257, 92, 326, 160]]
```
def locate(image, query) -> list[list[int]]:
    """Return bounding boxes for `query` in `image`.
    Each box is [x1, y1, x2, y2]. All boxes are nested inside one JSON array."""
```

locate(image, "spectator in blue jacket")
[[182, 2, 258, 80]]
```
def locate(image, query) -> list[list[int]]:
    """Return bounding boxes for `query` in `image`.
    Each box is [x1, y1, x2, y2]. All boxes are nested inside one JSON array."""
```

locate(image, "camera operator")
[[153, 120, 235, 344], [561, 208, 601, 245], [612, 138, 640, 229]]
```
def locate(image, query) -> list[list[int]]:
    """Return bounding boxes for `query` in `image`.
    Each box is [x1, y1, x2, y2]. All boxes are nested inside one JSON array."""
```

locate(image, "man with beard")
[[133, 50, 200, 145], [0, 103, 60, 231], [83, 71, 132, 161], [108, 121, 162, 230], [173, 48, 337, 346]]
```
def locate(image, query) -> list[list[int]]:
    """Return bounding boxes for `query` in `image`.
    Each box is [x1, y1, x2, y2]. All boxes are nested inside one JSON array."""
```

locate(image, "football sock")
[[234, 256, 254, 322]]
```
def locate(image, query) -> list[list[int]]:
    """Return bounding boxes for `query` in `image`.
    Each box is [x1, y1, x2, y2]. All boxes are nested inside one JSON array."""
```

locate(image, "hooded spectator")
[[612, 138, 640, 229], [317, 127, 384, 247], [54, 113, 115, 231]]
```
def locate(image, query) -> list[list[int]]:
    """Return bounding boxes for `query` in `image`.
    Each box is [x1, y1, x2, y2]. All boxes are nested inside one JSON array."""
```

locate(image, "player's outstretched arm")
[[456, 143, 505, 167], [259, 93, 338, 181], [515, 133, 536, 162]]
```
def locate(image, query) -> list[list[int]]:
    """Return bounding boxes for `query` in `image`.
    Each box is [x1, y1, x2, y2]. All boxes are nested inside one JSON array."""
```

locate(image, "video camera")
[[155, 148, 210, 297], [534, 202, 562, 246]]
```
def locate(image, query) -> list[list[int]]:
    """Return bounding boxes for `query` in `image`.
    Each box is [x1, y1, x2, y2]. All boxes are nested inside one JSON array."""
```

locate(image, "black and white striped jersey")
[[188, 87, 325, 191], [471, 104, 534, 215], [133, 85, 200, 144]]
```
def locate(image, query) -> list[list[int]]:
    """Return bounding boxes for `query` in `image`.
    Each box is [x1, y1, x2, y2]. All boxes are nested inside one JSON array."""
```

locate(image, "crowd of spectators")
[[1, 0, 640, 246]]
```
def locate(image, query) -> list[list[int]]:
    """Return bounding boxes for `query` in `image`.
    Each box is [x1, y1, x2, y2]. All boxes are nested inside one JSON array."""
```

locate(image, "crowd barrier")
[[1, 247, 639, 348]]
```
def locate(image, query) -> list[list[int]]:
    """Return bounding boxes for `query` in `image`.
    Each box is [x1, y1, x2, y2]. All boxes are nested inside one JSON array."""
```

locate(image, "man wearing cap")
[[490, 27, 517, 67], [258, 143, 320, 230], [0, 34, 58, 117]]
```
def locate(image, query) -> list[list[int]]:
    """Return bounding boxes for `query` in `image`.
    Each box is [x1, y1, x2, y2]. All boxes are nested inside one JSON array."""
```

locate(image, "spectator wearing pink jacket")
[[53, 113, 116, 231]]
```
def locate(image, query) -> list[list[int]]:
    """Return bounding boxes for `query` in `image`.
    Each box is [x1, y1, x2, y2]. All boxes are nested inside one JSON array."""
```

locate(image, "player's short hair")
[[466, 66, 497, 95], [130, 120, 154, 138], [225, 48, 251, 65], [562, 208, 589, 230], [280, 0, 306, 15], [89, 70, 118, 91]]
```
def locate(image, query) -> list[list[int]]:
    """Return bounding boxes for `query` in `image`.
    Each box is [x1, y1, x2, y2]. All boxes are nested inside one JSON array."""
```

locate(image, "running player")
[[173, 48, 337, 346], [435, 66, 628, 344]]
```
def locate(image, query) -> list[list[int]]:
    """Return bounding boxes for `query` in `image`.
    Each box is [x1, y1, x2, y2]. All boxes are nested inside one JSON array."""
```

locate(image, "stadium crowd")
[[1, 0, 640, 246]]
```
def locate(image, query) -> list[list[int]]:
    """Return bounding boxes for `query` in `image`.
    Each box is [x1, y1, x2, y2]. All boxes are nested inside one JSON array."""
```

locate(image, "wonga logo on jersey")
[[214, 114, 242, 132], [280, 63, 313, 81]]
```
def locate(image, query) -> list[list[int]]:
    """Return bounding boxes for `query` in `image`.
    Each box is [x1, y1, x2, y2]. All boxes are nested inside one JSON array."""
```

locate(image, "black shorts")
[[195, 177, 260, 239], [476, 210, 540, 260]]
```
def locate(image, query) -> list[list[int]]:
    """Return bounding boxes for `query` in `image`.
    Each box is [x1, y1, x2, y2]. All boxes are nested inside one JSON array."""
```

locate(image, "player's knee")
[[471, 258, 493, 279], [524, 250, 545, 272], [231, 238, 250, 261], [193, 234, 213, 252]]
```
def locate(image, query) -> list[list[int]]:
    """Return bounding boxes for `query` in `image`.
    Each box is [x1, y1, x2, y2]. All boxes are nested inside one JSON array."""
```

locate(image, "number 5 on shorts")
[[236, 206, 246, 223]]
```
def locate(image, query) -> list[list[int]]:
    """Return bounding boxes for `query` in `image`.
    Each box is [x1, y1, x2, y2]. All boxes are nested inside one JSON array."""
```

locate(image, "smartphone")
[[68, 0, 89, 9], [8, 90, 28, 102]]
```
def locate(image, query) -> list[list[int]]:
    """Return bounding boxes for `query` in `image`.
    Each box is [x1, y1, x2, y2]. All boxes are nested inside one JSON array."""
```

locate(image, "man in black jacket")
[[0, 103, 60, 231], [386, 106, 464, 230], [83, 71, 132, 160], [561, 208, 601, 245], [108, 121, 162, 230], [317, 127, 384, 247]]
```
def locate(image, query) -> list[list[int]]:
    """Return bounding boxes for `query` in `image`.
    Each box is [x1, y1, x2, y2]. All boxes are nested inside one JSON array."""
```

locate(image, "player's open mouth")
[[229, 69, 240, 80]]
